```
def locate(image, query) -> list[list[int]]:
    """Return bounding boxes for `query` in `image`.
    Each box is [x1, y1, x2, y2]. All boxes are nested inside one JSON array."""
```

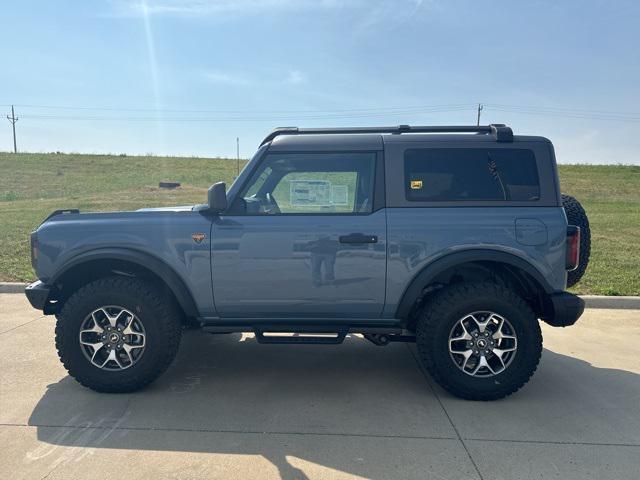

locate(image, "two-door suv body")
[[25, 124, 585, 400]]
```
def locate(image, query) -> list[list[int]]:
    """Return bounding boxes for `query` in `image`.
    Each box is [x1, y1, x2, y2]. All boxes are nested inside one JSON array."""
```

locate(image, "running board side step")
[[255, 329, 348, 345], [201, 323, 415, 345], [254, 325, 351, 345]]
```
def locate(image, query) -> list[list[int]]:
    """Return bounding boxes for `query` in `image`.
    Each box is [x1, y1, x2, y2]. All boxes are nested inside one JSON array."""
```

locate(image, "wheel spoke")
[[100, 349, 119, 368], [492, 315, 516, 341], [495, 332, 517, 342], [466, 313, 491, 333], [490, 349, 507, 372], [89, 313, 105, 332], [472, 355, 493, 375], [450, 322, 472, 344], [81, 339, 104, 353], [493, 346, 516, 356], [113, 309, 131, 327], [124, 341, 144, 351], [99, 308, 118, 328], [449, 341, 469, 353], [459, 349, 473, 371], [80, 319, 104, 336], [122, 344, 134, 364], [122, 317, 142, 336], [86, 342, 106, 366]]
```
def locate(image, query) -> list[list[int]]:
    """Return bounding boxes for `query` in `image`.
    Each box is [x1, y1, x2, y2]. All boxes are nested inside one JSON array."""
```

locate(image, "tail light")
[[566, 226, 580, 271], [30, 232, 38, 270]]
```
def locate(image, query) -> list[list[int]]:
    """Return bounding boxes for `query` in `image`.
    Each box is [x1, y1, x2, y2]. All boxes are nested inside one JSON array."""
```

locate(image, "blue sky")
[[1, 0, 639, 163]]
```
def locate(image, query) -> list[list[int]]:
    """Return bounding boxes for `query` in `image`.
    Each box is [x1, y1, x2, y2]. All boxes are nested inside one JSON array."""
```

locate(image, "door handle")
[[339, 233, 378, 244]]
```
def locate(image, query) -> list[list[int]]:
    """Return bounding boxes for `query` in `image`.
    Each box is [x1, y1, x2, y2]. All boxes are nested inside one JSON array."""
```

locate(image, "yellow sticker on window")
[[410, 180, 423, 189]]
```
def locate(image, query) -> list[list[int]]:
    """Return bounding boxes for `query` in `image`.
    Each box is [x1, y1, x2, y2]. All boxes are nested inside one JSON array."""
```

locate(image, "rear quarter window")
[[404, 148, 540, 202]]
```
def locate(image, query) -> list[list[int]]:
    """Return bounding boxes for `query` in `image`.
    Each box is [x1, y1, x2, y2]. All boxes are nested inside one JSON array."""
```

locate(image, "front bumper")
[[25, 280, 51, 311], [542, 291, 585, 327]]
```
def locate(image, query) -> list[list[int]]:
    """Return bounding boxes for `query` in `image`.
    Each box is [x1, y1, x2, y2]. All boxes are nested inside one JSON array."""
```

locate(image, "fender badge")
[[192, 233, 206, 244]]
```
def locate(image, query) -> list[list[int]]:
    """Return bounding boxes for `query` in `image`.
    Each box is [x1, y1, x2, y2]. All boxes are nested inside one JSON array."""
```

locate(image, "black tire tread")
[[55, 276, 182, 393], [562, 194, 591, 288], [416, 282, 542, 401]]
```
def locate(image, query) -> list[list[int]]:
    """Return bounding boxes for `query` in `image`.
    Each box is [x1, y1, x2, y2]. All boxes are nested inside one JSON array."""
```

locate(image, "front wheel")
[[416, 283, 542, 401], [55, 277, 182, 392]]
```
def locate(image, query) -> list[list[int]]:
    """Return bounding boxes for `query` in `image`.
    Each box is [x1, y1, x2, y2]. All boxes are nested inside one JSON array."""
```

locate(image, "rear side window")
[[404, 148, 540, 202]]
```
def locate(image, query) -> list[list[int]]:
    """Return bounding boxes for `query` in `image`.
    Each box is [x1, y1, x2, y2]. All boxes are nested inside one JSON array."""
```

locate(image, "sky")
[[1, 0, 639, 163]]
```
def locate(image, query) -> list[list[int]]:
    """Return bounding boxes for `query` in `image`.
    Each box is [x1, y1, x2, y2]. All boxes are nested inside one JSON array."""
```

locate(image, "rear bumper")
[[25, 280, 51, 311], [542, 291, 585, 327]]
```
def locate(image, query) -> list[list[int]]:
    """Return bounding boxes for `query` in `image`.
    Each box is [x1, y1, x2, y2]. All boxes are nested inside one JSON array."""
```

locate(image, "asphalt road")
[[1, 293, 639, 480]]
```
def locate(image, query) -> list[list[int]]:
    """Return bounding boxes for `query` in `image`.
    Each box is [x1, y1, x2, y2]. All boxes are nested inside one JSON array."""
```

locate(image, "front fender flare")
[[51, 248, 199, 317]]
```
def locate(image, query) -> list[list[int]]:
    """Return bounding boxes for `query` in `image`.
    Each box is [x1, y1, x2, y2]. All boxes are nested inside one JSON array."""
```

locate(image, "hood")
[[39, 205, 196, 227]]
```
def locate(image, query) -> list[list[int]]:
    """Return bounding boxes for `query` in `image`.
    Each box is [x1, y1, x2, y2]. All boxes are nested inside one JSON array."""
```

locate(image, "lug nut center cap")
[[476, 338, 488, 349], [108, 333, 120, 343]]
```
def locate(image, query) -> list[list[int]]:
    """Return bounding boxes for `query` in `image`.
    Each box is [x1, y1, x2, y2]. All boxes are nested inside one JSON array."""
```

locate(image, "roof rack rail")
[[259, 124, 513, 146]]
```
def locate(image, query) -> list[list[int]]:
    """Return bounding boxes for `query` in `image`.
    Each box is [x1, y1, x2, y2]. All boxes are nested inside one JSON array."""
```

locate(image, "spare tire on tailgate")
[[561, 194, 591, 288]]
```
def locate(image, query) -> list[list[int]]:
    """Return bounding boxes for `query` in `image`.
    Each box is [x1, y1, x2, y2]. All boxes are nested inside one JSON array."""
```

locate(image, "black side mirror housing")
[[207, 182, 228, 213]]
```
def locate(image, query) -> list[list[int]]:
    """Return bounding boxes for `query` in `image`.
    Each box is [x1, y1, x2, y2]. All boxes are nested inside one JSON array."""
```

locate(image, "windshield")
[[226, 144, 269, 201]]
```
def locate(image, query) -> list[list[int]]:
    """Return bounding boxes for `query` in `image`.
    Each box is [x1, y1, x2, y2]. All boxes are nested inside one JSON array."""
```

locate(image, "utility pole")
[[6, 105, 18, 153], [476, 103, 483, 126], [236, 137, 240, 176]]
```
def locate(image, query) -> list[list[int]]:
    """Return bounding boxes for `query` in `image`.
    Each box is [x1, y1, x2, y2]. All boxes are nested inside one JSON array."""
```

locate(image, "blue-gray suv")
[[25, 124, 585, 400]]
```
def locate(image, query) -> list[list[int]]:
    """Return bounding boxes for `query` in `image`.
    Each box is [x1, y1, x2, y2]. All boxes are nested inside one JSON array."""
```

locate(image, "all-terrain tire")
[[55, 276, 182, 393], [562, 194, 591, 288], [416, 282, 542, 401]]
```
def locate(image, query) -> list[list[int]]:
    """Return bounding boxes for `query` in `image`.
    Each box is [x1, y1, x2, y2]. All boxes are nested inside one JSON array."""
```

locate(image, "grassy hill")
[[1, 152, 638, 295]]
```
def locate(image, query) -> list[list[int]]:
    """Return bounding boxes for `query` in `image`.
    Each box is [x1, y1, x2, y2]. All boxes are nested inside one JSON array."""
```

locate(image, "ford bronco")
[[25, 124, 585, 400]]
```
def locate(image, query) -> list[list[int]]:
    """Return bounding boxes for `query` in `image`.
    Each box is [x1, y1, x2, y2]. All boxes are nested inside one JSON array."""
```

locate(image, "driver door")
[[210, 150, 387, 320]]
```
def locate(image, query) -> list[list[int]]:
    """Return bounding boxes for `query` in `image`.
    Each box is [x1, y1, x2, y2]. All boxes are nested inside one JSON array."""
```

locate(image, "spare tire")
[[562, 194, 591, 287]]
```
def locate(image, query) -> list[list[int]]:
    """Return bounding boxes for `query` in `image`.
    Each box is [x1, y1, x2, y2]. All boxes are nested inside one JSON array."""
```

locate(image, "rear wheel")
[[55, 276, 182, 392], [416, 282, 542, 400]]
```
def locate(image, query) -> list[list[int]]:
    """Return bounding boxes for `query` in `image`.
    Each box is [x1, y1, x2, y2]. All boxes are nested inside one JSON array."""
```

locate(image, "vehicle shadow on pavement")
[[26, 330, 640, 479]]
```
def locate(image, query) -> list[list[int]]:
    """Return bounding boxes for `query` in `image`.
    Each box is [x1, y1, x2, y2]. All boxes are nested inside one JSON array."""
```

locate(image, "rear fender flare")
[[394, 249, 553, 319]]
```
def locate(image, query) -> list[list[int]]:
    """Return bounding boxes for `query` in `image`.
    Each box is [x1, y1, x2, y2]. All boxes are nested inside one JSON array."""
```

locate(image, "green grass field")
[[1, 152, 638, 295]]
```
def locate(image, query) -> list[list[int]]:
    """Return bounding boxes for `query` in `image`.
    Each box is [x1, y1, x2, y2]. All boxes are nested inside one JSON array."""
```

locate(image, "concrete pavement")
[[0, 293, 638, 480]]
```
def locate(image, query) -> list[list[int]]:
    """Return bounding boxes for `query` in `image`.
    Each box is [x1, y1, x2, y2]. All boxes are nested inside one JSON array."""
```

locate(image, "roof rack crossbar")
[[260, 124, 513, 146]]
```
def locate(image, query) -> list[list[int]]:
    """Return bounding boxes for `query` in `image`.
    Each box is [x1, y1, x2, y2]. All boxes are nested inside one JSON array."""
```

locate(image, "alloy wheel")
[[78, 306, 146, 371], [448, 311, 518, 377]]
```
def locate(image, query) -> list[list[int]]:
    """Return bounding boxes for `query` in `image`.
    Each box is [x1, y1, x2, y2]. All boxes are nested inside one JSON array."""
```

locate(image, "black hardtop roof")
[[262, 124, 515, 146], [265, 125, 552, 152]]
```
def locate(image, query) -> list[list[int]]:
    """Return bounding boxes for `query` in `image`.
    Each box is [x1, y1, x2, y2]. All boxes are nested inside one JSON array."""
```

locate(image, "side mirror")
[[207, 182, 228, 213]]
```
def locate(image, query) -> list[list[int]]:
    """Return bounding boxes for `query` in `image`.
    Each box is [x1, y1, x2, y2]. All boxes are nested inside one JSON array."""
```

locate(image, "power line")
[[15, 106, 474, 122], [3, 102, 638, 117], [484, 103, 640, 117], [0, 102, 475, 115], [487, 107, 640, 122], [3, 102, 639, 123]]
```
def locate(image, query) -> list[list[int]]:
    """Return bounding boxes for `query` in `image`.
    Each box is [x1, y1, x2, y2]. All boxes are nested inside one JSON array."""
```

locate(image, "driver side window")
[[231, 152, 376, 215]]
